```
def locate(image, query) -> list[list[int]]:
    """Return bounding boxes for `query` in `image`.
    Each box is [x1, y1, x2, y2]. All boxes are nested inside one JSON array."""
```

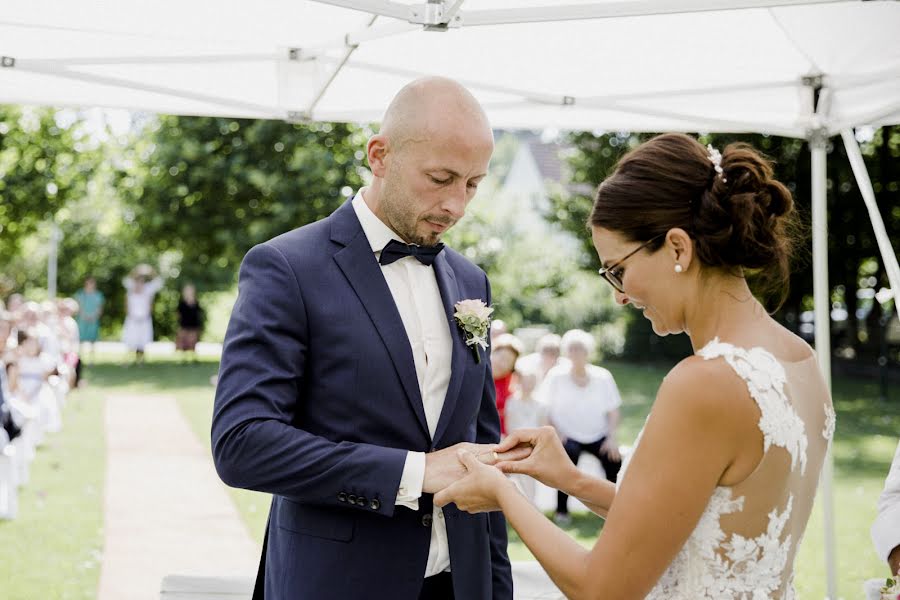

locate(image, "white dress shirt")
[[352, 191, 454, 578], [872, 437, 900, 562]]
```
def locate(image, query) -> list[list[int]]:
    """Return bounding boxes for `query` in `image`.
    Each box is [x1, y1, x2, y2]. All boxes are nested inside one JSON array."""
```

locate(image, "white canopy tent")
[[3, 1, 900, 596]]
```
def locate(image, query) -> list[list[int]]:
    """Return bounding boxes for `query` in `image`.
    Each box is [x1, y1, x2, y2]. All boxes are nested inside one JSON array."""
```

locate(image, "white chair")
[[0, 431, 18, 520], [11, 426, 33, 486], [37, 383, 62, 434]]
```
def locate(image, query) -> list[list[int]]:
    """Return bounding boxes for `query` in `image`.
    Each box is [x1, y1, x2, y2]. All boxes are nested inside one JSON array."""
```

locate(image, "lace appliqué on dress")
[[645, 489, 795, 600], [698, 338, 808, 475], [823, 404, 836, 444]]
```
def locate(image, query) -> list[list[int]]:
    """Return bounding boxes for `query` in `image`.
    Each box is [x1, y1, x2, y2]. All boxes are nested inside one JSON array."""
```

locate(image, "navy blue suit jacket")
[[212, 200, 512, 600]]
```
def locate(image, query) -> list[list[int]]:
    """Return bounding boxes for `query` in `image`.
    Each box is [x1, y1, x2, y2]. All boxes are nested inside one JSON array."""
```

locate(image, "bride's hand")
[[434, 451, 514, 514], [494, 426, 577, 491]]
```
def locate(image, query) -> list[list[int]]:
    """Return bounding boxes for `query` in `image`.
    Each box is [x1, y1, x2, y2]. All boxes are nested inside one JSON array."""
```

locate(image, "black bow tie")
[[379, 239, 445, 266]]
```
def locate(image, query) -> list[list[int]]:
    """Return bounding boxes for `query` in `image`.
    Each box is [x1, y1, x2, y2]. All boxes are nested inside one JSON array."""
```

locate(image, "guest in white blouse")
[[873, 438, 900, 576], [121, 265, 164, 364], [541, 328, 622, 524]]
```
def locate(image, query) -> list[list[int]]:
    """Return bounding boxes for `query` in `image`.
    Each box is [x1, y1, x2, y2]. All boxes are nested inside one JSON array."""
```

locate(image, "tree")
[[0, 106, 100, 266], [117, 116, 370, 291]]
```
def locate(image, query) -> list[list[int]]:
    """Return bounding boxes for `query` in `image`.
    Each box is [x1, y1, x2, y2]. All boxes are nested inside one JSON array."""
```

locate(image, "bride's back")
[[643, 337, 833, 598]]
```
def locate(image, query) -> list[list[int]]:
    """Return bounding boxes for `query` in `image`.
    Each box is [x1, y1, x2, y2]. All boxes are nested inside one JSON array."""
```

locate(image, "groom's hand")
[[423, 442, 531, 494]]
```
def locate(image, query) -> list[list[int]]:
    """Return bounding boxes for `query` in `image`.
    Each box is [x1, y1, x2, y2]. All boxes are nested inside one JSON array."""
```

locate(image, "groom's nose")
[[439, 182, 469, 221]]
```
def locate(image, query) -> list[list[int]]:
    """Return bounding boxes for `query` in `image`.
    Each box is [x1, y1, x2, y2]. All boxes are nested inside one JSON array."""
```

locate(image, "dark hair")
[[589, 133, 800, 309]]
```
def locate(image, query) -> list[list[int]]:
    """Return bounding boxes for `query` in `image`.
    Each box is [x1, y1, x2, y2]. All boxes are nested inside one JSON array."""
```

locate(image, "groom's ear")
[[367, 135, 389, 178], [665, 228, 694, 269]]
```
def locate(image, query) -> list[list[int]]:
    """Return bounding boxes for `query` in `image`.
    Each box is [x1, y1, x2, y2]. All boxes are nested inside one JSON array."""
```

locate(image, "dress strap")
[[697, 338, 808, 475]]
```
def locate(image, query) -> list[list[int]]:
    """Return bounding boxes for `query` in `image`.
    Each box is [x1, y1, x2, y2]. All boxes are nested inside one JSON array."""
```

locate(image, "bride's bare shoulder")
[[653, 355, 760, 434]]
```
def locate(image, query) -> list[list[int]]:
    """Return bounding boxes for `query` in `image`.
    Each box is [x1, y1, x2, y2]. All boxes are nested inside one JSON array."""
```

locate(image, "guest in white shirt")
[[542, 328, 622, 524], [873, 437, 900, 576], [121, 264, 164, 364]]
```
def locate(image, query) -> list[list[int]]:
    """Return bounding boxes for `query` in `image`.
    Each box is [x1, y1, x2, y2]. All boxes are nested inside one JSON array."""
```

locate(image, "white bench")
[[161, 561, 561, 599]]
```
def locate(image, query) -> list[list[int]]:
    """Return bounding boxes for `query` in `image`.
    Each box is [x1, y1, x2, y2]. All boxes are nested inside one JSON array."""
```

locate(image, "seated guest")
[[542, 328, 622, 525], [517, 333, 569, 385], [9, 330, 60, 434], [0, 315, 21, 441], [492, 333, 523, 436], [57, 298, 81, 388]]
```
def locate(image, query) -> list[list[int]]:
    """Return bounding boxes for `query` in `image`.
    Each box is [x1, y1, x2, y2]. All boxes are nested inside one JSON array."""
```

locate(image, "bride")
[[435, 133, 835, 599]]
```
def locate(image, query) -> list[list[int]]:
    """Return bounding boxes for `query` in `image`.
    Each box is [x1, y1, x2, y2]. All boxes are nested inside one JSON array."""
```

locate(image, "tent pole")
[[811, 128, 838, 600], [47, 221, 60, 300], [840, 129, 900, 319]]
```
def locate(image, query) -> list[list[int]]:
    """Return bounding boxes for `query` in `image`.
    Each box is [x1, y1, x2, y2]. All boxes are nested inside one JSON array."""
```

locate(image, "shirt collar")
[[351, 189, 402, 255]]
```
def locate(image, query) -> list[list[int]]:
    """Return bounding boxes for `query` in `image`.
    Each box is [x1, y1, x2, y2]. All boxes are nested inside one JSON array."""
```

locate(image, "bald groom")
[[212, 78, 514, 600]]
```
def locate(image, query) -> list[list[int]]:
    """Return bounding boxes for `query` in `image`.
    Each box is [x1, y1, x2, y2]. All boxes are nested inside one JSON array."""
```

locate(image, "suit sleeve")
[[474, 272, 514, 600], [872, 438, 900, 562], [211, 242, 408, 516]]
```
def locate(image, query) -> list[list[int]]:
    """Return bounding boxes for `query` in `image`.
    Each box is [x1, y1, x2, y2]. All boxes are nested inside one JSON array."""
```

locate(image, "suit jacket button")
[[370, 499, 381, 511], [338, 492, 347, 503], [357, 496, 367, 506], [421, 513, 433, 527], [348, 494, 357, 504]]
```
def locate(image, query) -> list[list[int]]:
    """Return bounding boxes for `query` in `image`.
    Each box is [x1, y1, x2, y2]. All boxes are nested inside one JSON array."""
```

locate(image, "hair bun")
[[717, 143, 794, 219]]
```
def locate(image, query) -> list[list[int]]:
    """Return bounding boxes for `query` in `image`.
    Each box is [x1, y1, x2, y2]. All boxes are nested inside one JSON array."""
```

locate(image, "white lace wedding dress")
[[617, 339, 835, 600]]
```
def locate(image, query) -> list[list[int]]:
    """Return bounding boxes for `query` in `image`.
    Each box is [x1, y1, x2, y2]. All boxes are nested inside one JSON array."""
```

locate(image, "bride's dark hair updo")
[[589, 133, 800, 308]]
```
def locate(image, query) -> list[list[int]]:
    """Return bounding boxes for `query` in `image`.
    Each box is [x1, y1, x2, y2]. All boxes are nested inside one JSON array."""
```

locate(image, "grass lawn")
[[0, 378, 105, 600], [1, 353, 895, 599]]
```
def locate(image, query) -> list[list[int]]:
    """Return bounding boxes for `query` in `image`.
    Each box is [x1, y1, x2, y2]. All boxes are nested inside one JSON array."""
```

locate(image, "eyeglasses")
[[597, 233, 665, 293]]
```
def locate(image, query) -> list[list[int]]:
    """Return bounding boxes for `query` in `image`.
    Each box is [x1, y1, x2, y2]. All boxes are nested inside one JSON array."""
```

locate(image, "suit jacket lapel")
[[432, 252, 468, 446], [331, 203, 430, 442]]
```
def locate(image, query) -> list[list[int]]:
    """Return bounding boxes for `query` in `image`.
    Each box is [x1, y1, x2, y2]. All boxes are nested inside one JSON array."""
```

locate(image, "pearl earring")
[[674, 264, 683, 273]]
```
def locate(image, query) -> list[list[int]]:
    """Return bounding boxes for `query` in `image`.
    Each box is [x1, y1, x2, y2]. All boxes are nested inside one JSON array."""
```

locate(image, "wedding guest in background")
[[492, 333, 523, 437], [58, 298, 81, 387], [121, 265, 164, 365], [490, 319, 508, 342], [0, 315, 22, 442], [541, 328, 622, 525], [516, 333, 568, 385], [176, 284, 204, 362], [6, 294, 24, 317], [504, 368, 547, 504], [74, 276, 104, 358]]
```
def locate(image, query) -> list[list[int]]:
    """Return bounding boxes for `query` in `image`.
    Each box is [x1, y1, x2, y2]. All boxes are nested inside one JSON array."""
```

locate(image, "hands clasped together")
[[430, 427, 575, 514]]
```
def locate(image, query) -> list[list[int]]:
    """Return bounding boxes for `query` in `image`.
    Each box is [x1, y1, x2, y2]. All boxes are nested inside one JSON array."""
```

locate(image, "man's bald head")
[[363, 77, 494, 246], [380, 76, 492, 151]]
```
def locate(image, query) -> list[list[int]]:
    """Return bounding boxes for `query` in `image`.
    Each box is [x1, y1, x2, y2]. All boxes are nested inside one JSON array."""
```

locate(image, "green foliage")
[[0, 106, 101, 276], [118, 116, 370, 290]]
